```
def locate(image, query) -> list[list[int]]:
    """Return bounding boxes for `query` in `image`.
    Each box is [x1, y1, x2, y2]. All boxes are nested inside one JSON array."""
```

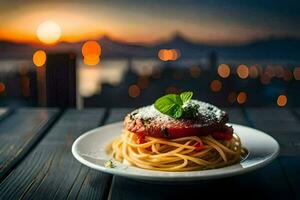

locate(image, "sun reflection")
[[36, 20, 61, 44], [33, 50, 46, 67]]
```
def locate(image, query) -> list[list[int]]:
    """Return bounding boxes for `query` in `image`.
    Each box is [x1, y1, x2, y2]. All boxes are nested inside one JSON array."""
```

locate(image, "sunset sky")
[[0, 0, 299, 44]]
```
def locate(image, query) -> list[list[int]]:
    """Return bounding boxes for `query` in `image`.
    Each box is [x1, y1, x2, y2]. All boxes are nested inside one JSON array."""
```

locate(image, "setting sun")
[[36, 20, 61, 44]]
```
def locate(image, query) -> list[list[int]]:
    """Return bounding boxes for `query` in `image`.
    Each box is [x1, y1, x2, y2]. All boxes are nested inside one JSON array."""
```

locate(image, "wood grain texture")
[[108, 108, 293, 200], [0, 108, 59, 181], [0, 109, 112, 200]]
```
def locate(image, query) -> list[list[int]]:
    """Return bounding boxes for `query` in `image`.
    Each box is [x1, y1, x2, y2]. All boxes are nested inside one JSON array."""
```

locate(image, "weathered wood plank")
[[0, 109, 112, 200], [279, 156, 300, 200], [0, 108, 59, 181], [223, 108, 248, 125], [245, 108, 300, 133], [0, 108, 10, 122], [245, 108, 300, 156], [108, 108, 293, 200]]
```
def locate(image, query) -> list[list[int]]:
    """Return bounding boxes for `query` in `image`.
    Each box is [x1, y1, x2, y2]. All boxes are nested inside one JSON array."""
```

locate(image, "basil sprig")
[[154, 91, 193, 119]]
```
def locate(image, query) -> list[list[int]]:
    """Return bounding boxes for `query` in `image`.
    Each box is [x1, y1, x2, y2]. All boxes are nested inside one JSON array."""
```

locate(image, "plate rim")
[[72, 121, 280, 181]]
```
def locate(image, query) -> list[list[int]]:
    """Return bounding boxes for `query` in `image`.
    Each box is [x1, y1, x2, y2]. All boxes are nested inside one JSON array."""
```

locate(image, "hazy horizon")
[[0, 0, 299, 45]]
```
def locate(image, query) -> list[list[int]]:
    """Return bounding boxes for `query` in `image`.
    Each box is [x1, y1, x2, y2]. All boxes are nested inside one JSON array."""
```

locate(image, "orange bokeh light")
[[33, 50, 46, 67], [228, 92, 237, 104], [189, 66, 201, 78], [158, 49, 180, 61], [293, 67, 300, 80], [82, 40, 101, 66], [128, 84, 140, 98], [0, 82, 6, 93], [218, 64, 230, 78], [210, 80, 222, 92], [277, 95, 287, 107], [36, 20, 61, 44], [237, 64, 249, 79], [237, 92, 247, 104], [249, 65, 259, 78]]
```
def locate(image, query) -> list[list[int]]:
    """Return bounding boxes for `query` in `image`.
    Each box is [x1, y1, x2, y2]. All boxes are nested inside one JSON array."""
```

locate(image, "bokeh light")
[[128, 84, 140, 98], [82, 40, 101, 66], [210, 80, 222, 92], [166, 86, 180, 94], [277, 95, 287, 107], [228, 92, 237, 104], [33, 50, 46, 67], [137, 76, 150, 89], [217, 64, 230, 78], [37, 20, 61, 44], [20, 76, 30, 97], [283, 69, 293, 81], [249, 65, 259, 78], [0, 82, 6, 93], [294, 67, 300, 80], [189, 66, 201, 78], [158, 49, 180, 61], [237, 92, 247, 104], [237, 64, 249, 79]]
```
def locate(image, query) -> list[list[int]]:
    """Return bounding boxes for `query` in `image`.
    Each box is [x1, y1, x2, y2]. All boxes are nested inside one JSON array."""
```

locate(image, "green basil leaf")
[[173, 106, 183, 119], [180, 91, 193, 104], [154, 94, 183, 118]]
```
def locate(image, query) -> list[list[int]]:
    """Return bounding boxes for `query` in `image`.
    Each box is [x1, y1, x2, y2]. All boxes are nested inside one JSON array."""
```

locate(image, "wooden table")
[[0, 107, 299, 200]]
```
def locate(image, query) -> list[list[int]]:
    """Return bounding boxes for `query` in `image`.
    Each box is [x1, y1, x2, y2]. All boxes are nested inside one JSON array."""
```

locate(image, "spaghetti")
[[108, 130, 245, 171]]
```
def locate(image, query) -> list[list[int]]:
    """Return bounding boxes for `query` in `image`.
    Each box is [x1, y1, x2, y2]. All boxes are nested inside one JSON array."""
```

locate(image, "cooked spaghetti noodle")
[[108, 130, 245, 171]]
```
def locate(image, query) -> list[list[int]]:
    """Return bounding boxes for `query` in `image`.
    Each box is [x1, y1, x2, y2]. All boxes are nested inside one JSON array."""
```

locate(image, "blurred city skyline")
[[0, 0, 300, 44]]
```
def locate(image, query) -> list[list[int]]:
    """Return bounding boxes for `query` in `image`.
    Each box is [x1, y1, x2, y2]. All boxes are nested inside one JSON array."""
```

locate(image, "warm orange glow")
[[158, 49, 180, 61], [33, 50, 46, 67], [0, 82, 5, 93], [228, 92, 237, 104], [283, 70, 293, 81], [20, 76, 30, 97], [82, 40, 101, 66], [137, 76, 150, 89], [260, 74, 271, 85], [36, 20, 61, 44], [82, 41, 101, 58], [210, 80, 222, 92], [249, 65, 259, 78], [218, 64, 230, 78], [237, 64, 249, 79], [293, 67, 300, 80], [237, 92, 247, 104], [128, 84, 140, 98], [83, 57, 100, 66], [166, 86, 180, 94], [277, 95, 287, 107], [189, 66, 201, 78]]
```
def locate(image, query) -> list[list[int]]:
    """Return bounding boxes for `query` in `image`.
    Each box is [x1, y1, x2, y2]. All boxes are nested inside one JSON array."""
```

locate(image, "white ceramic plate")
[[72, 122, 279, 181]]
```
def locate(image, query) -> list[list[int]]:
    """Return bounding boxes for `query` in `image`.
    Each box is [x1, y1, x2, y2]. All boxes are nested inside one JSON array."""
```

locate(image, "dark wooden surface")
[[0, 107, 299, 200]]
